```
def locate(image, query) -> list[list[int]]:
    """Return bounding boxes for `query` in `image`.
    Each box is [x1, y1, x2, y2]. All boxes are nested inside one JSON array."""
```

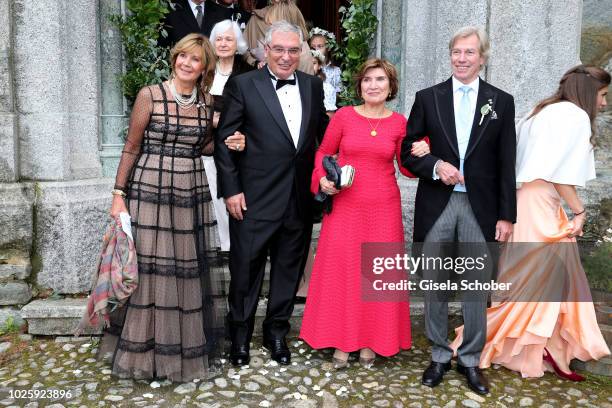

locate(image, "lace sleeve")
[[201, 93, 215, 156], [113, 87, 153, 191]]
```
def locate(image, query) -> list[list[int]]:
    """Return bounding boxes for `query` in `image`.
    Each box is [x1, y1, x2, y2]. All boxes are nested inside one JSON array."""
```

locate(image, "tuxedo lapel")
[[252, 69, 295, 147], [295, 72, 311, 153], [433, 78, 459, 158], [465, 79, 497, 159]]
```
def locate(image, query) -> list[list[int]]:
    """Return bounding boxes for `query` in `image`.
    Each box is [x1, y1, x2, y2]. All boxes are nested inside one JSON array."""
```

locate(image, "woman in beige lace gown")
[[101, 34, 245, 382]]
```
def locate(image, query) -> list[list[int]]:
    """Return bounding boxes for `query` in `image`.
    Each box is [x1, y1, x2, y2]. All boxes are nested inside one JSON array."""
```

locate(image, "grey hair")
[[209, 19, 249, 55], [264, 20, 303, 45], [448, 26, 490, 65]]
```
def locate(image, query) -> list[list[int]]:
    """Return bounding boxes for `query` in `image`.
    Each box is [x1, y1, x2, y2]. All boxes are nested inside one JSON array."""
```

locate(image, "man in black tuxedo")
[[215, 21, 328, 366], [400, 26, 516, 395], [159, 0, 234, 47]]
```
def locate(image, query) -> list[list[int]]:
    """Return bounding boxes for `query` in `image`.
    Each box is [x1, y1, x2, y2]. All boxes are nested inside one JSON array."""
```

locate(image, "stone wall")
[[0, 1, 115, 330], [578, 0, 612, 236], [0, 0, 17, 183]]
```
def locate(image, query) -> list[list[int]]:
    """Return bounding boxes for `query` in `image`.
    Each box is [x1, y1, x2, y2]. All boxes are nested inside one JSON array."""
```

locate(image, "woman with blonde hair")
[[101, 33, 244, 382], [243, 0, 313, 73]]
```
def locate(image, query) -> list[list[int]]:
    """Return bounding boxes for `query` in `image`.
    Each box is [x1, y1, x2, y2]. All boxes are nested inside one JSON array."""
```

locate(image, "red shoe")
[[543, 348, 585, 382]]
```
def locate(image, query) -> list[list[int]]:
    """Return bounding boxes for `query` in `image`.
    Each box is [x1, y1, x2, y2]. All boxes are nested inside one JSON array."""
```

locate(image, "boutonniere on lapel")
[[479, 99, 494, 126], [196, 101, 206, 110]]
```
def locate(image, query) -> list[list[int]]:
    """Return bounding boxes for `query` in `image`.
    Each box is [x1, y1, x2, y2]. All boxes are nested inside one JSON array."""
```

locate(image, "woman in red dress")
[[299, 59, 429, 368]]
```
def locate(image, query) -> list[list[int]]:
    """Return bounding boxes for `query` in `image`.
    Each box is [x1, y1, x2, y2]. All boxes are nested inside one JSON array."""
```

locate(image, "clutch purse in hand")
[[340, 164, 355, 188], [314, 156, 355, 215]]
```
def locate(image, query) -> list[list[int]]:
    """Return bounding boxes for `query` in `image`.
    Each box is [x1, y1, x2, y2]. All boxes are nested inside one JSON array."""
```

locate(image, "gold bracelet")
[[111, 189, 126, 197]]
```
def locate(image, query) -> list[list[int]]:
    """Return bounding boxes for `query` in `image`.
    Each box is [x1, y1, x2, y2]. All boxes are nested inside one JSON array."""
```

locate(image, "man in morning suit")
[[215, 20, 329, 366], [400, 26, 516, 395], [159, 0, 234, 47]]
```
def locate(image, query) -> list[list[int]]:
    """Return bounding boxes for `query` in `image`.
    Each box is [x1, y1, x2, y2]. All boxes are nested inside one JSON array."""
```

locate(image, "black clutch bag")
[[314, 156, 354, 214]]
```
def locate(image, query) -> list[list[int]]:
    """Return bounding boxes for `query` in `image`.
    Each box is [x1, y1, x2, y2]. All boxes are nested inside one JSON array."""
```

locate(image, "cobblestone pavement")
[[1, 320, 611, 408]]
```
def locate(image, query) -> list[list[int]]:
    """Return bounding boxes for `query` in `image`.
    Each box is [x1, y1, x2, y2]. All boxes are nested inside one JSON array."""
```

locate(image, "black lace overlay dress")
[[99, 83, 227, 382]]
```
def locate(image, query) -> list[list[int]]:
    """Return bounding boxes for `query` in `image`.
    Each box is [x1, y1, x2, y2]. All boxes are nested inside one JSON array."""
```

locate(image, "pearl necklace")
[[169, 79, 197, 109], [216, 62, 232, 77]]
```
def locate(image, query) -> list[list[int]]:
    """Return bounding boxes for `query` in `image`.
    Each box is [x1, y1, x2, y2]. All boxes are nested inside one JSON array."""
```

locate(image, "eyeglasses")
[[451, 49, 478, 58], [267, 45, 301, 56]]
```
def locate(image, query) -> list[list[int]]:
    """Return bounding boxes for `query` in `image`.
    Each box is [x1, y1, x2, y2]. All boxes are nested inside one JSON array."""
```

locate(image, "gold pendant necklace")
[[362, 106, 384, 137]]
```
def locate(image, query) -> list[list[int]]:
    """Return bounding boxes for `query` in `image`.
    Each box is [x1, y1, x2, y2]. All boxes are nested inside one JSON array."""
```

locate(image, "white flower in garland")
[[309, 27, 336, 42]]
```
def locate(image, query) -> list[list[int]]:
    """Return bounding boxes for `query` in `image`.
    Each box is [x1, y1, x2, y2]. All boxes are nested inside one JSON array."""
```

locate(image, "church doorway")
[[298, 0, 350, 40], [253, 0, 349, 40]]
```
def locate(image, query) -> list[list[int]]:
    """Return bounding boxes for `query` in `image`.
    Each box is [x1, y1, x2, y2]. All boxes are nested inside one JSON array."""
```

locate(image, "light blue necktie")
[[454, 85, 471, 192]]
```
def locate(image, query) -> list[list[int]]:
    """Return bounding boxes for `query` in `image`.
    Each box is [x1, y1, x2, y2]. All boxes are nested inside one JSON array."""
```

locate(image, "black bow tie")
[[270, 74, 296, 90]]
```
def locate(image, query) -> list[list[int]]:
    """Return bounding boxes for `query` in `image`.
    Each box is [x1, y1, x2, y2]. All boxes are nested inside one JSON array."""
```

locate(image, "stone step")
[[20, 297, 462, 336], [596, 305, 612, 326], [600, 323, 612, 347], [571, 356, 612, 377], [0, 260, 31, 280]]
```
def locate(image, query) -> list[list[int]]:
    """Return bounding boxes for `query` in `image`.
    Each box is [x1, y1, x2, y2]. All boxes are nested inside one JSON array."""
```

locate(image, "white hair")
[[209, 19, 248, 55], [264, 20, 303, 45]]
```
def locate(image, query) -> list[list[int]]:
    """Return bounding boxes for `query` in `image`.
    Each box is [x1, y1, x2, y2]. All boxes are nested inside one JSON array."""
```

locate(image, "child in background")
[[311, 49, 337, 117], [309, 27, 342, 114]]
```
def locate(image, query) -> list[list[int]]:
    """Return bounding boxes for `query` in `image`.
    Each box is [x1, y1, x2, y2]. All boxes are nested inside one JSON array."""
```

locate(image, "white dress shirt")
[[433, 76, 480, 182], [268, 67, 302, 148], [210, 70, 230, 96]]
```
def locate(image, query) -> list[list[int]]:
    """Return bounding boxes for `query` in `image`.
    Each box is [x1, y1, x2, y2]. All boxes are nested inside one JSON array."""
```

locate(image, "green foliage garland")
[[109, 0, 171, 102], [336, 0, 379, 106]]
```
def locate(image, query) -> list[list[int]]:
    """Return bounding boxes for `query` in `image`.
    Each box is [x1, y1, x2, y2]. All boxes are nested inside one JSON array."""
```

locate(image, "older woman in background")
[[205, 20, 254, 254]]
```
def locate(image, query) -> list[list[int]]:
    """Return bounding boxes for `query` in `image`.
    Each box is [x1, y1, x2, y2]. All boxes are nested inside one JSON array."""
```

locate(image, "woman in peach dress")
[[452, 65, 610, 380]]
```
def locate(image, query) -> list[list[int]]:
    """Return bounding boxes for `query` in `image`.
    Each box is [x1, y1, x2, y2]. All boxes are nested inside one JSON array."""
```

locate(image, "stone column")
[[9, 0, 112, 294], [488, 0, 583, 118], [0, 0, 17, 183], [14, 0, 102, 181], [396, 0, 582, 119], [398, 0, 488, 117], [0, 0, 31, 326], [99, 0, 129, 177]]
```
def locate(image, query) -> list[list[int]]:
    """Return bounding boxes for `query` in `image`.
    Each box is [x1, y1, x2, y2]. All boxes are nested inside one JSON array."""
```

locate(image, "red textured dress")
[[299, 106, 413, 356]]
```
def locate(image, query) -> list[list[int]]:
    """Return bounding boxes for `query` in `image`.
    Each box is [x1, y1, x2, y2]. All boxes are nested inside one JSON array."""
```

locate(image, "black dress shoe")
[[422, 361, 452, 388], [457, 364, 489, 395], [230, 344, 250, 367], [263, 337, 291, 365]]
